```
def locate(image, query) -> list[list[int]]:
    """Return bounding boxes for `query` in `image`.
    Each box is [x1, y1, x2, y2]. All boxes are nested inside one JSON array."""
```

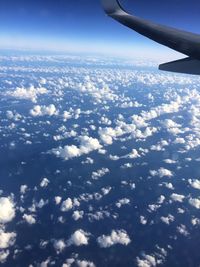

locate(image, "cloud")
[[136, 254, 156, 267], [55, 196, 62, 205], [52, 136, 102, 160], [60, 198, 73, 212], [0, 250, 9, 263], [0, 197, 15, 224], [76, 260, 96, 267], [6, 85, 48, 102], [91, 168, 109, 180], [97, 230, 131, 248], [20, 185, 28, 194], [150, 168, 173, 178], [22, 214, 36, 225], [116, 198, 130, 208], [68, 230, 89, 246], [140, 216, 147, 225], [188, 179, 200, 190], [30, 104, 58, 117], [188, 198, 200, 209], [177, 224, 189, 236], [72, 211, 84, 221], [0, 230, 16, 249], [160, 214, 174, 225], [170, 193, 185, 203], [40, 178, 50, 188], [53, 239, 66, 254]]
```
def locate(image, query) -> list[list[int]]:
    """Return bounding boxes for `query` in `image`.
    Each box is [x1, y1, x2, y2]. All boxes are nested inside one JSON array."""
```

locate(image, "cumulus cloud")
[[116, 198, 130, 208], [53, 239, 66, 254], [177, 224, 189, 236], [76, 260, 96, 267], [188, 179, 200, 190], [22, 214, 36, 225], [0, 197, 15, 223], [20, 185, 28, 194], [97, 230, 131, 248], [170, 193, 185, 203], [150, 168, 173, 178], [68, 230, 89, 246], [72, 211, 84, 221], [52, 136, 102, 160], [91, 168, 109, 180], [160, 214, 174, 225], [7, 85, 48, 102], [30, 104, 58, 117], [60, 198, 73, 212], [188, 198, 200, 209], [40, 178, 50, 188], [136, 254, 157, 267], [0, 230, 16, 249], [125, 149, 140, 159], [0, 250, 9, 263], [55, 196, 62, 205]]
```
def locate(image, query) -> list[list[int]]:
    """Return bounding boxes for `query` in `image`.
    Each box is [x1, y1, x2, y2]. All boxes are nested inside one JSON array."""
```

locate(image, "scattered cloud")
[[0, 197, 15, 224], [68, 230, 89, 246], [97, 230, 131, 248]]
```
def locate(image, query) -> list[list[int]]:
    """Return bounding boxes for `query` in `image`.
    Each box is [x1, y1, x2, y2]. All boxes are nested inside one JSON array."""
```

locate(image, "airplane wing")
[[102, 0, 200, 75], [159, 57, 200, 75]]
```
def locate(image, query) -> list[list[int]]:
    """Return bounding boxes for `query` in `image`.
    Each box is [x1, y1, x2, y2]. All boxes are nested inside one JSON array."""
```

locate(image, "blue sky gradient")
[[1, 0, 200, 59]]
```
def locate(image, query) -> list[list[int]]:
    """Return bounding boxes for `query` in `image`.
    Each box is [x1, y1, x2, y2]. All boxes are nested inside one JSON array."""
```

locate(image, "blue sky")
[[1, 0, 200, 59]]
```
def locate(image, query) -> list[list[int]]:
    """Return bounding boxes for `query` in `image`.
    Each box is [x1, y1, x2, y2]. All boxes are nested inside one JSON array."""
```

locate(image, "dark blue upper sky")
[[1, 0, 200, 58]]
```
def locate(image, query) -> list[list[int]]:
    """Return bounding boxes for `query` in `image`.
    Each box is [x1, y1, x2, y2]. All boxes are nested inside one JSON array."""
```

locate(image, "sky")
[[1, 0, 200, 60]]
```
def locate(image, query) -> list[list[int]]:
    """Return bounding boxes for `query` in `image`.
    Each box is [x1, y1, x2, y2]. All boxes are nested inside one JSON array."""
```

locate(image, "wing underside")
[[159, 57, 200, 75]]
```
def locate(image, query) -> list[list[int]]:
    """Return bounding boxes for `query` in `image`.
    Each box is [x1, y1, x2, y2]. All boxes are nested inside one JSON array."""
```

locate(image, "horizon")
[[1, 0, 200, 61]]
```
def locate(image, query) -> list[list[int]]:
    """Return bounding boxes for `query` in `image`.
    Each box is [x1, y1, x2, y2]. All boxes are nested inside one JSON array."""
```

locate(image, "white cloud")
[[23, 214, 36, 225], [63, 111, 72, 121], [136, 254, 156, 267], [68, 230, 89, 246], [191, 218, 200, 226], [0, 250, 9, 263], [150, 168, 173, 178], [160, 214, 174, 225], [20, 185, 28, 194], [55, 196, 62, 205], [81, 157, 94, 165], [140, 216, 147, 225], [0, 197, 15, 224], [116, 198, 130, 208], [101, 187, 112, 195], [188, 179, 200, 190], [97, 230, 131, 248], [72, 211, 84, 221], [53, 239, 66, 254], [162, 182, 174, 190], [40, 178, 50, 188], [0, 230, 16, 249], [30, 104, 58, 117], [157, 195, 165, 204], [77, 260, 96, 267], [61, 198, 73, 212], [7, 85, 48, 102], [170, 193, 185, 203], [126, 149, 140, 159], [52, 136, 102, 160], [91, 168, 109, 180], [177, 224, 189, 236], [188, 198, 200, 209]]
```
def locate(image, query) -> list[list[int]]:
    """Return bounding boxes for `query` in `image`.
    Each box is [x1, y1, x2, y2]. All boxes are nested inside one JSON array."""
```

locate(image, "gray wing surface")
[[159, 57, 200, 75], [102, 0, 200, 75]]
